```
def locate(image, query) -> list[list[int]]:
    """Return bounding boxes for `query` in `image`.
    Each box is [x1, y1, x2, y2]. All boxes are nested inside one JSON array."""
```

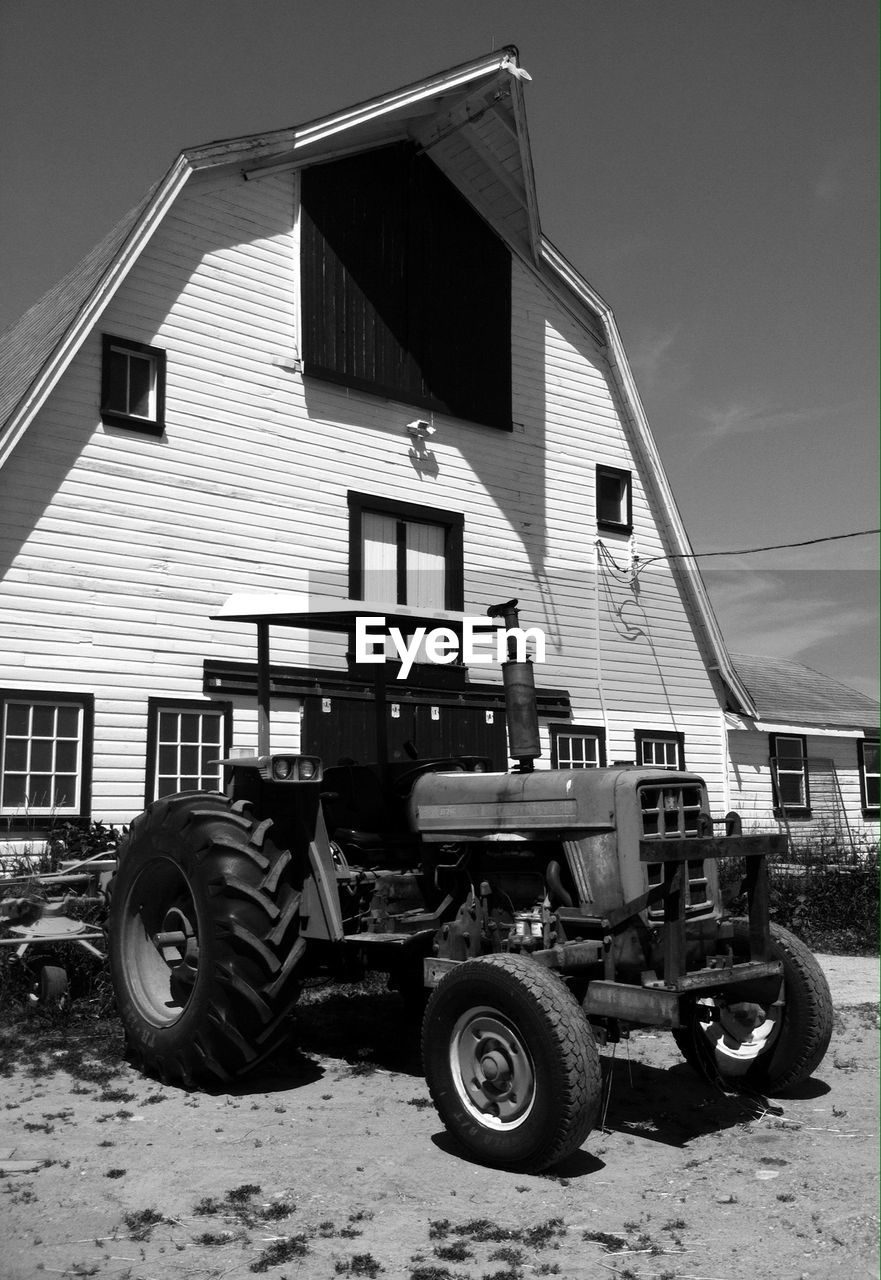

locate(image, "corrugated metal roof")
[[731, 653, 879, 729], [0, 184, 156, 440]]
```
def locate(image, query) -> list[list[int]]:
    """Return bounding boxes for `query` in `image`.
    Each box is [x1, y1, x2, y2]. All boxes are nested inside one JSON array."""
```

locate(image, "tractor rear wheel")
[[108, 792, 305, 1086], [673, 919, 833, 1094], [422, 954, 601, 1172]]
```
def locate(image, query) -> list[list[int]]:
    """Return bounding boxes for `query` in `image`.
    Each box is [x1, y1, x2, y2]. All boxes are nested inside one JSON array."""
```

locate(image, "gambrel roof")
[[0, 46, 756, 717]]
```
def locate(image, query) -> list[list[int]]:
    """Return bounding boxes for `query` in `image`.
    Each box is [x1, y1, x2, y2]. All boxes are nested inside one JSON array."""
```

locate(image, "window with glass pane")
[[858, 740, 879, 812], [101, 334, 165, 433], [552, 728, 605, 769], [638, 734, 682, 769], [1, 700, 83, 814], [361, 511, 446, 607], [770, 735, 809, 811], [107, 347, 154, 418], [155, 709, 224, 798]]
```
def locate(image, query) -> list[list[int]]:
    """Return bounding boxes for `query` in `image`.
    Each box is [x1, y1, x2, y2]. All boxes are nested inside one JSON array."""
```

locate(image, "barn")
[[0, 48, 761, 848]]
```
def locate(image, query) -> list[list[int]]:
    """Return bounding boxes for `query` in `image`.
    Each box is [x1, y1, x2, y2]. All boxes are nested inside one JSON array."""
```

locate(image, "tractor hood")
[[409, 767, 637, 841], [409, 767, 708, 842]]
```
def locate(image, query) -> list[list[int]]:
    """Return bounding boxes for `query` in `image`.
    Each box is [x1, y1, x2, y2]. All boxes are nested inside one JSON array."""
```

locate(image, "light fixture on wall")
[[406, 419, 436, 440]]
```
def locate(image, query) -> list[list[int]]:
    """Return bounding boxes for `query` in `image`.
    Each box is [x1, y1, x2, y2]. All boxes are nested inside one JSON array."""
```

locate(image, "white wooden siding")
[[2, 163, 730, 830], [728, 729, 879, 844]]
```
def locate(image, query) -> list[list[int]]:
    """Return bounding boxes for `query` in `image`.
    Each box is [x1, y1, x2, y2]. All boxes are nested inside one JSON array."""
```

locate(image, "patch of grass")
[[98, 1088, 136, 1103], [407, 1097, 433, 1109], [194, 1229, 236, 1246], [522, 1219, 565, 1249], [250, 1235, 310, 1271], [435, 1242, 471, 1262], [104, 1168, 126, 1179], [193, 1196, 222, 1216], [583, 1230, 628, 1252], [489, 1244, 525, 1265], [123, 1207, 164, 1241], [450, 1218, 517, 1243], [258, 1200, 295, 1221], [227, 1182, 262, 1204], [349, 1255, 384, 1277]]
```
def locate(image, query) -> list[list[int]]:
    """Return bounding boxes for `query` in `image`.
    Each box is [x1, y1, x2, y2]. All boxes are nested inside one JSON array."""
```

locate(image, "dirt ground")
[[0, 957, 877, 1280]]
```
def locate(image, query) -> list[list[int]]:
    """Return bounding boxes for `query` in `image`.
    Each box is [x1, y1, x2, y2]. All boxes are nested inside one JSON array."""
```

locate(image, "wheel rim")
[[120, 858, 202, 1027], [449, 1005, 536, 1129], [694, 994, 783, 1078]]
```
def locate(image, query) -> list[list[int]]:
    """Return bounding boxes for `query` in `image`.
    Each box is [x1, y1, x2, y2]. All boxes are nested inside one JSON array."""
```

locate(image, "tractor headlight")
[[272, 758, 293, 780], [299, 759, 315, 780]]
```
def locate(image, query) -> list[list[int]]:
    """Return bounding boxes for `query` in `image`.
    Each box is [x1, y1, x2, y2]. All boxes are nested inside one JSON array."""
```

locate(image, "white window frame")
[[596, 465, 632, 532], [0, 695, 88, 818], [101, 334, 166, 434], [551, 725, 606, 769], [636, 731, 685, 771], [770, 734, 811, 815], [858, 739, 879, 815], [147, 700, 231, 803]]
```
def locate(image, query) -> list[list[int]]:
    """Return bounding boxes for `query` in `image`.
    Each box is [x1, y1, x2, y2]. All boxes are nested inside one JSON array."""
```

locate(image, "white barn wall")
[[1, 163, 730, 833]]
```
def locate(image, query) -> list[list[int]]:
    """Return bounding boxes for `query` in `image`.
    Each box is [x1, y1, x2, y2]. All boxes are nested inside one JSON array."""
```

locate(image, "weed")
[[662, 1218, 687, 1231], [123, 1207, 164, 1241], [348, 1255, 384, 1277], [451, 1218, 516, 1243], [99, 1087, 136, 1103], [435, 1242, 472, 1261], [193, 1196, 222, 1216], [104, 1169, 126, 1179], [777, 1193, 796, 1203], [259, 1200, 295, 1221], [250, 1235, 309, 1271], [523, 1219, 565, 1249], [583, 1230, 628, 1252], [428, 1220, 451, 1240], [537, 1267, 560, 1276], [489, 1245, 525, 1264], [407, 1097, 433, 1108], [194, 1230, 235, 1246], [141, 1093, 166, 1105], [227, 1182, 262, 1204]]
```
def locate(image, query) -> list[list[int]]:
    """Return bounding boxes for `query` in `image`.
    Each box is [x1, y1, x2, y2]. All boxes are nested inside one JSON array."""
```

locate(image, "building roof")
[[0, 48, 757, 720], [731, 653, 880, 730]]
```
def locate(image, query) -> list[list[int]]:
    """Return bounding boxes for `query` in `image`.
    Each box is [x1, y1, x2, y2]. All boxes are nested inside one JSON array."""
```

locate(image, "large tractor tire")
[[422, 953, 601, 1173], [108, 792, 305, 1087], [673, 919, 833, 1094]]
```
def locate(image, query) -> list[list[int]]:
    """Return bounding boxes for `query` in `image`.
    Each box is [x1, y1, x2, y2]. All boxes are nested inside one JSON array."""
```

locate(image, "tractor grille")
[[639, 784, 710, 920]]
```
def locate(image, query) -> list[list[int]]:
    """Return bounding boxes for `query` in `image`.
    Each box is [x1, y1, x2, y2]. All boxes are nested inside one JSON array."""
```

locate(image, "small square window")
[[596, 466, 632, 532], [101, 335, 166, 434], [550, 725, 606, 769]]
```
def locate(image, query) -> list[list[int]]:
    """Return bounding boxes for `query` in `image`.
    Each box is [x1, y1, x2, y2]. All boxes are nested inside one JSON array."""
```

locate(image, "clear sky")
[[2, 0, 878, 699]]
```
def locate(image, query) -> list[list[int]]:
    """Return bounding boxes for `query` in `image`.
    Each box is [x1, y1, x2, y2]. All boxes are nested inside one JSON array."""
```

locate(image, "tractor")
[[107, 596, 833, 1172]]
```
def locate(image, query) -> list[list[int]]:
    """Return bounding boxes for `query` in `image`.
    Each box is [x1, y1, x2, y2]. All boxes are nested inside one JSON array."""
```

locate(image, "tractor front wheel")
[[673, 919, 833, 1094], [108, 792, 305, 1086], [422, 954, 601, 1172]]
